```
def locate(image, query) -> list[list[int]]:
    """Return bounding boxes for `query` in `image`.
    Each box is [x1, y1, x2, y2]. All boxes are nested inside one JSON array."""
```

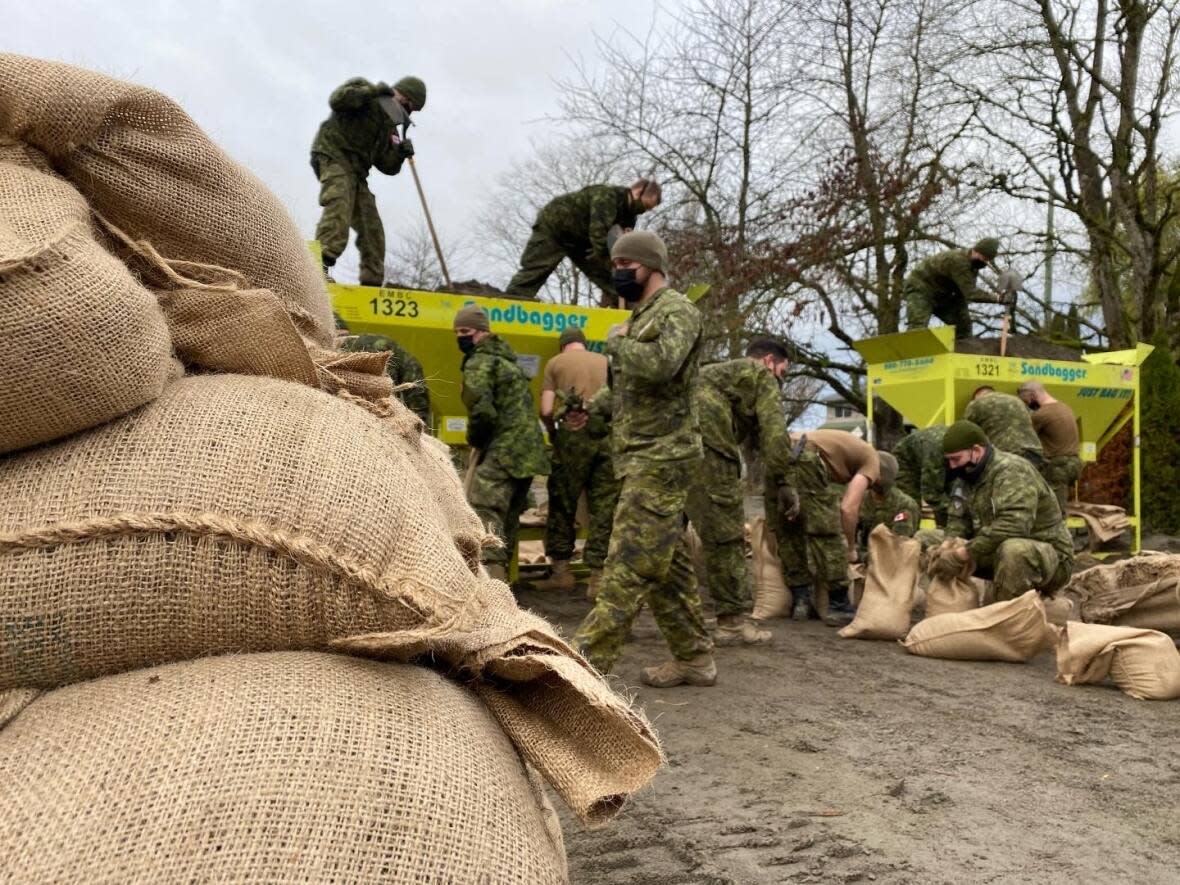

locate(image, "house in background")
[[818, 395, 867, 436]]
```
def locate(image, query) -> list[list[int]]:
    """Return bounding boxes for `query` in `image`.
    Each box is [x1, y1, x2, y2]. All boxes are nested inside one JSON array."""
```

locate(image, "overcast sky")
[[9, 0, 658, 284]]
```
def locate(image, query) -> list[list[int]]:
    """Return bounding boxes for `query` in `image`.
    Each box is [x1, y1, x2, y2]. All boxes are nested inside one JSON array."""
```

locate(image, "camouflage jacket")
[[310, 78, 407, 177], [858, 486, 920, 543], [460, 335, 549, 477], [536, 185, 639, 265], [594, 287, 703, 476], [340, 334, 430, 426], [893, 425, 946, 500], [963, 393, 1044, 459], [945, 449, 1071, 565], [696, 359, 786, 463], [904, 249, 998, 304]]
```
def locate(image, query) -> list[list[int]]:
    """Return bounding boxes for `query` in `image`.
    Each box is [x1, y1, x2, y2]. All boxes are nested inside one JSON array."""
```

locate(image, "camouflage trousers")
[[505, 226, 615, 300], [574, 460, 713, 674], [313, 157, 385, 286], [904, 283, 972, 339], [769, 451, 848, 591], [545, 429, 621, 570], [896, 452, 949, 527], [684, 449, 752, 618], [467, 453, 532, 568], [1040, 454, 1083, 513], [973, 538, 1072, 600]]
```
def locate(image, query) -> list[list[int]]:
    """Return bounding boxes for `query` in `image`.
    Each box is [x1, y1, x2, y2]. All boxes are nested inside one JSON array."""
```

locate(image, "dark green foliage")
[[1140, 333, 1180, 533]]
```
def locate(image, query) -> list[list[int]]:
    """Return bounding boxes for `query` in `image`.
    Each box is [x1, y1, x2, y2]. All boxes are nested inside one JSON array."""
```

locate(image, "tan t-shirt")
[[1032, 401, 1079, 457], [794, 428, 881, 485], [542, 348, 609, 400]]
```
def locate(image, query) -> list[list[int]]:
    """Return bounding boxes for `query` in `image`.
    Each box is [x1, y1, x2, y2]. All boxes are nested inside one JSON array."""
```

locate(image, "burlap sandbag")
[[903, 590, 1050, 662], [0, 374, 661, 823], [750, 516, 793, 619], [924, 539, 980, 618], [0, 53, 334, 344], [840, 525, 920, 640], [1063, 555, 1180, 635], [0, 652, 569, 883], [0, 139, 177, 454], [1053, 621, 1180, 700]]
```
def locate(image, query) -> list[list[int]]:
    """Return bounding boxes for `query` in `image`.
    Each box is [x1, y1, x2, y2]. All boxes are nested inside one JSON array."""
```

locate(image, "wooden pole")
[[407, 156, 452, 289]]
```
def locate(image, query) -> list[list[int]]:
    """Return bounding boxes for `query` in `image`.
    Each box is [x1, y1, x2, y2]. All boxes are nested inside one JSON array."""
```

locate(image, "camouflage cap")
[[973, 237, 1000, 261], [611, 230, 668, 274], [453, 304, 489, 331], [394, 76, 427, 111], [876, 451, 898, 490], [559, 326, 586, 348], [942, 420, 990, 454]]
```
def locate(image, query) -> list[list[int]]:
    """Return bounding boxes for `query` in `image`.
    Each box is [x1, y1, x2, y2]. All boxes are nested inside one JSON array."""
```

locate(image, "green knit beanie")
[[611, 230, 668, 275], [942, 420, 990, 454], [558, 326, 586, 348], [394, 76, 427, 111], [453, 304, 489, 331], [973, 237, 1000, 261]]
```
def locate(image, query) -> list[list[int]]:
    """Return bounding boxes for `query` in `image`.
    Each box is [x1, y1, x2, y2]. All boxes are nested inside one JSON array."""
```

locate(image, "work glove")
[[777, 486, 801, 522], [398, 138, 415, 159]]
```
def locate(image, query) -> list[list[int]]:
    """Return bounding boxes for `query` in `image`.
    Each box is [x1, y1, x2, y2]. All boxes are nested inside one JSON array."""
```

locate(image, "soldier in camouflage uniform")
[[339, 333, 431, 426], [535, 326, 620, 594], [454, 305, 549, 581], [685, 340, 791, 645], [904, 238, 1009, 339], [936, 421, 1073, 600], [963, 386, 1045, 466], [311, 76, 426, 286], [573, 231, 716, 688], [505, 180, 662, 302], [857, 452, 920, 556], [893, 425, 949, 527]]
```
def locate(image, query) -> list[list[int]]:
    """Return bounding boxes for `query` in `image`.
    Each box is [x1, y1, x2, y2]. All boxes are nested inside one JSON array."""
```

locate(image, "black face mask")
[[970, 258, 987, 270], [613, 268, 645, 302], [457, 334, 476, 354], [950, 446, 993, 484], [1026, 401, 1040, 411]]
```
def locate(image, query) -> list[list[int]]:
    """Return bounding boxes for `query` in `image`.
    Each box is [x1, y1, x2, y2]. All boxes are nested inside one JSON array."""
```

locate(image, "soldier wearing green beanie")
[[903, 238, 1009, 339], [311, 75, 427, 286], [933, 420, 1073, 600]]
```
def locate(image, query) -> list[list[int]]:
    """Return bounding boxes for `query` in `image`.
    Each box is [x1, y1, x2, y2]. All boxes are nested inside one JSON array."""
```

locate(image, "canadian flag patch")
[[893, 512, 908, 522]]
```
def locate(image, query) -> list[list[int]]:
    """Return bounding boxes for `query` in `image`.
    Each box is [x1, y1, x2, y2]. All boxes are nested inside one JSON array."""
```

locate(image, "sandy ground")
[[517, 583, 1180, 885]]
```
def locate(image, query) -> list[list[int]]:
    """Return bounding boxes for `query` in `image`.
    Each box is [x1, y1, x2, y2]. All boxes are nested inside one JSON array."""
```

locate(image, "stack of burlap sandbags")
[[0, 55, 662, 881]]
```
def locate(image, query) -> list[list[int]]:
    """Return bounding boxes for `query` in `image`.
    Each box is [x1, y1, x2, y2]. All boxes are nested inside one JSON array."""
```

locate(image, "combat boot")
[[714, 614, 772, 646], [586, 568, 603, 600], [485, 563, 509, 582], [791, 585, 816, 621], [640, 653, 717, 688], [824, 583, 856, 627], [532, 559, 576, 592]]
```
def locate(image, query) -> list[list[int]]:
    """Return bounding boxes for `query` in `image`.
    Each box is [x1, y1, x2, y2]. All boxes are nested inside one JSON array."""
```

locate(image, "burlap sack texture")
[[0, 139, 178, 454], [840, 525, 920, 641], [750, 516, 793, 619], [924, 538, 980, 618], [0, 652, 570, 884], [0, 54, 391, 404], [903, 590, 1051, 663], [0, 374, 661, 824], [1063, 555, 1180, 635], [1053, 622, 1180, 700]]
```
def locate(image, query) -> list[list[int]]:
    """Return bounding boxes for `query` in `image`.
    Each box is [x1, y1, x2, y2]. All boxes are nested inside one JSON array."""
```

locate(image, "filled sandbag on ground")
[[1063, 555, 1180, 635], [750, 516, 792, 619], [903, 590, 1050, 662], [0, 374, 662, 823], [1053, 621, 1180, 700], [840, 525, 920, 640], [0, 53, 334, 343], [0, 652, 569, 883], [0, 139, 177, 454]]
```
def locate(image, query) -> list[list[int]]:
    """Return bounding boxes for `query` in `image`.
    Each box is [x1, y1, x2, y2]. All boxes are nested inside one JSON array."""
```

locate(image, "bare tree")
[[950, 0, 1180, 348], [381, 220, 473, 292]]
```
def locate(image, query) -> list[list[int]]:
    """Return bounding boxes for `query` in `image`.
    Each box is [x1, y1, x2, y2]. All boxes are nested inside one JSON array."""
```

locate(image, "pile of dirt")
[[954, 335, 1083, 361]]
